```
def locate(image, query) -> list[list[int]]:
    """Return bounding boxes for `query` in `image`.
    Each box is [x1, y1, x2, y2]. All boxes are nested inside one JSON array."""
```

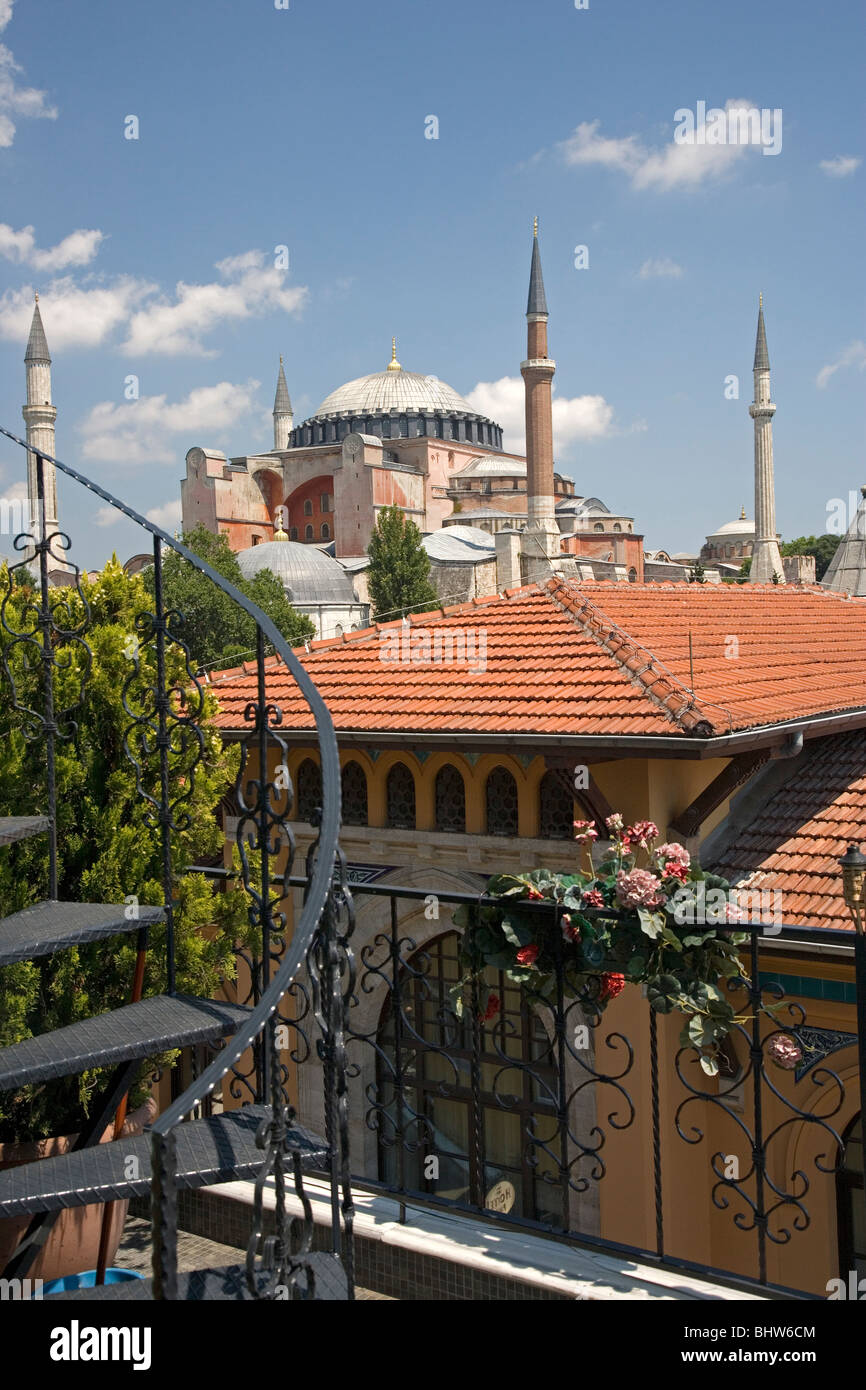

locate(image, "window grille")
[[435, 764, 466, 833], [485, 766, 518, 836], [386, 762, 416, 829], [342, 761, 368, 826]]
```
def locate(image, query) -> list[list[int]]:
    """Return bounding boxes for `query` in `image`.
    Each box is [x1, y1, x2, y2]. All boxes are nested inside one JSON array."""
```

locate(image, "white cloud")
[[78, 379, 261, 465], [819, 155, 861, 178], [0, 276, 155, 349], [638, 257, 684, 279], [555, 101, 766, 193], [466, 376, 615, 457], [0, 223, 105, 270], [0, 2, 57, 147], [122, 250, 308, 357], [816, 340, 866, 390], [94, 505, 121, 527], [145, 499, 183, 531]]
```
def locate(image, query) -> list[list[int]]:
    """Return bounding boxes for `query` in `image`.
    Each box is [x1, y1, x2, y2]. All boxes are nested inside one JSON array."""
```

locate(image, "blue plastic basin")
[[41, 1268, 146, 1295]]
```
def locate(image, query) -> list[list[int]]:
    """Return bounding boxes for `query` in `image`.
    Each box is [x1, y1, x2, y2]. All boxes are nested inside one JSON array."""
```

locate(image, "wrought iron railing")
[[0, 427, 353, 1299], [277, 877, 865, 1300]]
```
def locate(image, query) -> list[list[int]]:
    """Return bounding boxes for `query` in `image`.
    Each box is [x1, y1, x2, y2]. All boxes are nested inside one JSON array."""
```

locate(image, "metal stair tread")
[[44, 1252, 349, 1301], [0, 816, 51, 847], [0, 994, 254, 1090], [0, 1107, 329, 1217], [0, 900, 165, 966]]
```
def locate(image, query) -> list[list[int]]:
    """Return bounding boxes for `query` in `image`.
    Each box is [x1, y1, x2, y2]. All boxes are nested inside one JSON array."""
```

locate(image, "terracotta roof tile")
[[709, 728, 866, 931], [207, 579, 866, 741]]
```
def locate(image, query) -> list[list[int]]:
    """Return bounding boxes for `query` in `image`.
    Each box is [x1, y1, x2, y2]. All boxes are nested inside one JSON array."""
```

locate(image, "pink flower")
[[662, 861, 689, 884], [516, 943, 539, 966], [615, 867, 665, 909], [657, 842, 691, 868], [582, 888, 605, 908], [766, 1034, 802, 1071], [573, 819, 599, 843], [605, 813, 624, 834], [624, 820, 659, 849]]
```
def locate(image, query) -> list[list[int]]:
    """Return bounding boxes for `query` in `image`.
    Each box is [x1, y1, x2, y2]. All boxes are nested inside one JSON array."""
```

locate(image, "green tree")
[[367, 505, 439, 620], [780, 534, 840, 582], [146, 525, 314, 671], [689, 561, 706, 585], [0, 558, 256, 1141]]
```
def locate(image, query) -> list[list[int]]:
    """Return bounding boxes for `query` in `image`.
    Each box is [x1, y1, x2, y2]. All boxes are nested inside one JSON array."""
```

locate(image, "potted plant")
[[453, 814, 767, 1075], [0, 559, 253, 1280]]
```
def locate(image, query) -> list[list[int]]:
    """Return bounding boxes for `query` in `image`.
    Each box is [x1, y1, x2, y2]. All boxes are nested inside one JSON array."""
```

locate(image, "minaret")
[[748, 295, 784, 584], [520, 219, 561, 582], [22, 294, 58, 539], [273, 356, 293, 450]]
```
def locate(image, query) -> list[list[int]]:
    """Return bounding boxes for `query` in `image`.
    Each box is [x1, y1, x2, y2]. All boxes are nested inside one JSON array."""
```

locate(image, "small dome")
[[709, 517, 755, 538], [452, 454, 526, 478], [236, 540, 356, 605], [312, 369, 477, 419]]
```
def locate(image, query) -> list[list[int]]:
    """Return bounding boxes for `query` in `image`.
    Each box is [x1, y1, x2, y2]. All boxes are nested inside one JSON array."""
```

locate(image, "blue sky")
[[0, 0, 863, 566]]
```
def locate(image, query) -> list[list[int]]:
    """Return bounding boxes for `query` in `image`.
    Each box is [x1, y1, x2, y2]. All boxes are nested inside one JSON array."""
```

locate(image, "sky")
[[0, 0, 863, 566]]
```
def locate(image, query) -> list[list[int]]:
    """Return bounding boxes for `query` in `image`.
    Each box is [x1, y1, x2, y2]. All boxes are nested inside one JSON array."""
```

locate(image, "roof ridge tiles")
[[544, 577, 724, 735]]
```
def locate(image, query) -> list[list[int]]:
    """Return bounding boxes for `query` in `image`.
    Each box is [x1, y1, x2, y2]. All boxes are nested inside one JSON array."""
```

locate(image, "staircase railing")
[[0, 426, 352, 1300]]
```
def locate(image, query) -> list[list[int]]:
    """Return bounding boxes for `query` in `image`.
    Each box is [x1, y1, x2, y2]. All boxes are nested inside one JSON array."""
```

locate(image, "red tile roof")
[[206, 578, 866, 739], [709, 730, 866, 931]]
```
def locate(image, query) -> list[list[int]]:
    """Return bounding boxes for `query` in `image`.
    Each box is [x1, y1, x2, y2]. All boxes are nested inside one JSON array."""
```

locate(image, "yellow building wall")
[[227, 740, 857, 1294]]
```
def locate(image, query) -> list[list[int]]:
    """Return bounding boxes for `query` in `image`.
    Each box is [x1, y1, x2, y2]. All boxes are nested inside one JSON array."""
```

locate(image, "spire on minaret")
[[748, 296, 784, 585], [526, 218, 549, 318], [22, 293, 59, 546], [520, 220, 560, 582], [25, 295, 51, 364], [272, 355, 293, 450], [753, 293, 770, 371]]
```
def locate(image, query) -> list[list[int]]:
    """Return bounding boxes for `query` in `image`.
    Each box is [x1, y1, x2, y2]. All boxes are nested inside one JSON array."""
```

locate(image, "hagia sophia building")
[[20, 228, 825, 632]]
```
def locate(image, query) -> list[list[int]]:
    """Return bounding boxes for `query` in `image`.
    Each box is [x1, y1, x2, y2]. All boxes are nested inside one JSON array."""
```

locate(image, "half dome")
[[236, 540, 356, 605]]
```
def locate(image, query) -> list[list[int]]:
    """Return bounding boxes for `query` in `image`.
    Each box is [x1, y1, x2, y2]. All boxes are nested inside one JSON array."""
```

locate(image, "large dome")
[[236, 540, 356, 605], [313, 369, 476, 419]]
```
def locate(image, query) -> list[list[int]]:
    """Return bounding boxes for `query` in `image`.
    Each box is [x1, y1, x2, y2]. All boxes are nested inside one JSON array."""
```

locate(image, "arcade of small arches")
[[284, 750, 588, 839]]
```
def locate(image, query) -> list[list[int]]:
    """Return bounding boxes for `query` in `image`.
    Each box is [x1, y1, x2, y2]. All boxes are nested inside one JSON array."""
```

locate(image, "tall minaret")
[[22, 295, 58, 538], [520, 219, 561, 582], [273, 355, 293, 450], [748, 295, 784, 584]]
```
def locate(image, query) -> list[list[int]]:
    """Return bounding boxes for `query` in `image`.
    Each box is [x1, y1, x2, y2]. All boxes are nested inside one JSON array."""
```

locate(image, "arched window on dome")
[[341, 760, 368, 826], [613, 523, 622, 533], [296, 758, 322, 823], [594, 522, 604, 532], [539, 769, 574, 840], [305, 525, 314, 541], [321, 523, 330, 540], [386, 762, 416, 830], [486, 766, 518, 837], [435, 764, 466, 833]]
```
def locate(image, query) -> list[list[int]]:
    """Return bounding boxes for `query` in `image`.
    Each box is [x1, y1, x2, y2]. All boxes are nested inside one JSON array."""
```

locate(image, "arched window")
[[296, 758, 322, 822], [435, 764, 466, 833], [837, 1115, 864, 1277], [486, 766, 518, 837], [628, 567, 637, 583], [386, 762, 416, 829], [290, 527, 298, 541], [594, 522, 604, 532], [305, 524, 314, 541], [341, 760, 368, 826], [376, 931, 562, 1224], [304, 499, 313, 516], [613, 523, 622, 533], [321, 522, 330, 539], [538, 770, 574, 840]]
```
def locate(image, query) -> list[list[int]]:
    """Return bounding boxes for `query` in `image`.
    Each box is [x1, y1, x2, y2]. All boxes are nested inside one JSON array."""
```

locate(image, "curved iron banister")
[[0, 425, 348, 1298]]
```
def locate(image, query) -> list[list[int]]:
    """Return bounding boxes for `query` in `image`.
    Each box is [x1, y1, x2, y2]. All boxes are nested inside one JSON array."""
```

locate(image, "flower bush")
[[454, 814, 756, 1075]]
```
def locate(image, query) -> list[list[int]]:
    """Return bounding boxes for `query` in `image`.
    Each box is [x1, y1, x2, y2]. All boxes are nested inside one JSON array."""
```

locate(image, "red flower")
[[516, 943, 539, 966], [599, 972, 626, 1002], [561, 912, 581, 943], [527, 889, 544, 900], [582, 888, 604, 908], [480, 993, 501, 1022], [663, 861, 689, 883]]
